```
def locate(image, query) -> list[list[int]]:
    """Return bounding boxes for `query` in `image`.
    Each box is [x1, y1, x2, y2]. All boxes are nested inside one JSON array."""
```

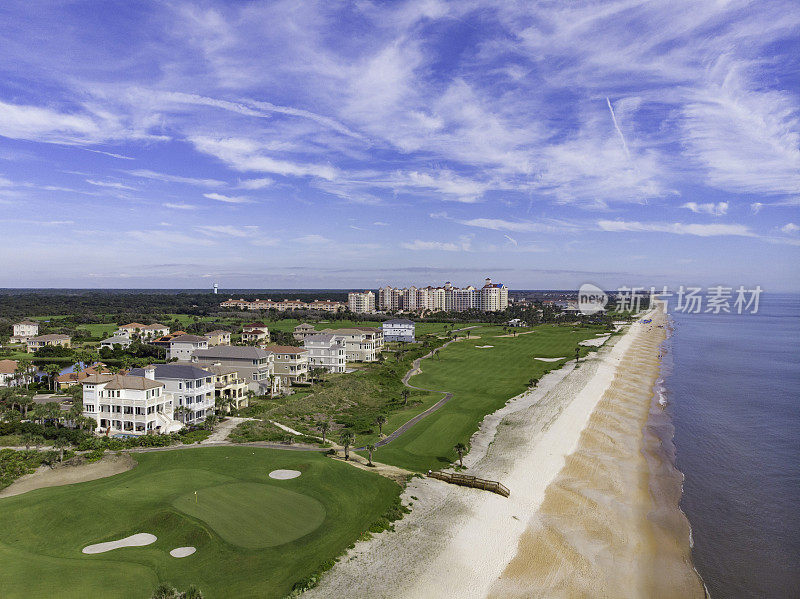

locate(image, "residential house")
[[167, 334, 209, 361], [303, 334, 346, 373], [150, 331, 188, 350], [261, 345, 309, 385], [81, 370, 182, 436], [0, 359, 32, 387], [190, 346, 280, 395], [241, 323, 269, 344], [56, 363, 111, 390], [99, 335, 133, 350], [130, 364, 215, 425], [26, 334, 71, 353], [115, 322, 170, 340], [321, 328, 382, 362], [292, 323, 317, 341], [11, 320, 39, 343], [203, 363, 249, 411], [206, 330, 231, 346], [348, 290, 376, 314], [383, 319, 416, 342]]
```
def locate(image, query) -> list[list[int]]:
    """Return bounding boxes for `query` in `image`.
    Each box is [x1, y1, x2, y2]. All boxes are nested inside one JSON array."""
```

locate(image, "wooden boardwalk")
[[427, 470, 510, 497]]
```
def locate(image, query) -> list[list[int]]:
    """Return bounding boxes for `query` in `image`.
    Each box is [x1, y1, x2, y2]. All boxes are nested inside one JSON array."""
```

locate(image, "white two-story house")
[[81, 370, 182, 436], [190, 346, 280, 395], [382, 319, 416, 342], [131, 364, 215, 425], [11, 320, 39, 343], [167, 334, 209, 361]]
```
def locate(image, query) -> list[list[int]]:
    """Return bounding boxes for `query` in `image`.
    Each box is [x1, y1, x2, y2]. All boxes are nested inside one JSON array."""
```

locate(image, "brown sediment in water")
[[490, 310, 705, 598]]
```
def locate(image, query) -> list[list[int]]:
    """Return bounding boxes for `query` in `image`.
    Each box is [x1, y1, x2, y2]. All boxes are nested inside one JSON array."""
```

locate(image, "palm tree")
[[44, 363, 61, 392], [53, 437, 69, 462], [365, 444, 376, 467], [15, 358, 33, 390], [339, 430, 354, 460], [317, 421, 330, 445], [575, 347, 580, 363], [454, 442, 467, 468], [401, 389, 410, 406], [375, 414, 387, 436], [174, 405, 190, 425], [21, 432, 35, 451], [204, 414, 219, 431]]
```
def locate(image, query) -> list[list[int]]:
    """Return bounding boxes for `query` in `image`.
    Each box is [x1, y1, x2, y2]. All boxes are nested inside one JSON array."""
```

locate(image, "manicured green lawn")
[[0, 447, 401, 599], [76, 323, 119, 338], [371, 324, 609, 471]]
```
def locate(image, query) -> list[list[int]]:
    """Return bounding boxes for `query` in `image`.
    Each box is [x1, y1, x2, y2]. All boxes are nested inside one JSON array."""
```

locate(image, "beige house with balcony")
[[203, 363, 249, 411], [115, 322, 170, 340], [261, 345, 309, 385], [293, 323, 317, 341], [206, 330, 231, 346], [26, 334, 71, 353], [321, 327, 383, 362]]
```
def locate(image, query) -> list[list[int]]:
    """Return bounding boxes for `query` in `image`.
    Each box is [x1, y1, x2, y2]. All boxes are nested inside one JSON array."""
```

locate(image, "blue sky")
[[1, 0, 799, 291]]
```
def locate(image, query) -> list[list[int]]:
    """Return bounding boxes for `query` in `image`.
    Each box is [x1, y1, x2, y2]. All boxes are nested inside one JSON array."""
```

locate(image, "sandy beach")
[[305, 308, 700, 598]]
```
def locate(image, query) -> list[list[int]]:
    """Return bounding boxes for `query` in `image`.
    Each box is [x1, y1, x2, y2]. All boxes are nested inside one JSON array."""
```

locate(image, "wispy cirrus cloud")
[[127, 169, 225, 187], [203, 192, 253, 204], [598, 220, 755, 237], [681, 202, 728, 216]]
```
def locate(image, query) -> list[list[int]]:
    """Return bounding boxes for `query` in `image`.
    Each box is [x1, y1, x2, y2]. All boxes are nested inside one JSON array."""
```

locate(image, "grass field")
[[370, 324, 609, 471], [0, 447, 401, 599], [76, 323, 119, 338]]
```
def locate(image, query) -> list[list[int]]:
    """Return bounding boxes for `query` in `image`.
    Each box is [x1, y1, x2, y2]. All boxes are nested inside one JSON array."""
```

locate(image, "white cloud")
[[163, 202, 198, 210], [750, 202, 763, 214], [127, 169, 225, 187], [0, 100, 102, 143], [203, 192, 253, 204], [681, 201, 728, 216], [598, 220, 754, 237], [195, 225, 259, 238], [456, 217, 572, 233], [780, 223, 799, 234], [85, 179, 135, 190], [295, 234, 331, 245], [400, 238, 473, 251], [237, 177, 274, 190]]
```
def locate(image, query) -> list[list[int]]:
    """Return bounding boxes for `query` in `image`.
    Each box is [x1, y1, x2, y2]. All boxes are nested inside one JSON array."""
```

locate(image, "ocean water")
[[665, 293, 800, 598]]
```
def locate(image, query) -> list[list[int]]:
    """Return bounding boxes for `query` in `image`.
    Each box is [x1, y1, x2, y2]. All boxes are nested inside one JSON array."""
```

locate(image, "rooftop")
[[261, 345, 308, 354], [130, 364, 212, 380], [0, 359, 18, 374], [193, 346, 272, 360], [81, 373, 163, 390], [169, 334, 209, 344]]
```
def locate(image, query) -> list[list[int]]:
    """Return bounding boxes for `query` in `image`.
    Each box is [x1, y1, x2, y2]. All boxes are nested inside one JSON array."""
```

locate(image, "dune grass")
[[0, 447, 401, 599], [370, 324, 608, 471]]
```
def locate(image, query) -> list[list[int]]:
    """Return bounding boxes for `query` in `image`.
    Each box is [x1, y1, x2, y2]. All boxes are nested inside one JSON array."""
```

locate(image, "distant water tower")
[[213, 283, 219, 294]]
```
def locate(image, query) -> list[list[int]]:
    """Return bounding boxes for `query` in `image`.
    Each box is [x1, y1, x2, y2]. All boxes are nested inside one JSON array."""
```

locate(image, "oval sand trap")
[[170, 546, 196, 558], [269, 469, 301, 480], [83, 533, 156, 554], [534, 357, 566, 362]]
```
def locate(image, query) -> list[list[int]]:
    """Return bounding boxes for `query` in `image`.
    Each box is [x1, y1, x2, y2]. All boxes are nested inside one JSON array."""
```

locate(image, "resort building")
[[206, 330, 231, 346], [167, 334, 209, 361], [202, 364, 249, 411], [347, 291, 376, 314], [99, 335, 133, 350], [26, 334, 71, 353], [292, 323, 317, 341], [383, 319, 416, 342], [11, 320, 39, 343], [261, 345, 309, 385], [303, 334, 347, 373], [130, 364, 215, 425], [376, 277, 508, 313], [115, 323, 170, 340], [320, 327, 382, 362], [190, 345, 280, 395], [81, 371, 182, 436], [220, 298, 344, 312]]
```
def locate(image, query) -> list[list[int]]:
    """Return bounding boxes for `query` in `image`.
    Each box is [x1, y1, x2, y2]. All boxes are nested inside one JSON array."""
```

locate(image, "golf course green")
[[0, 447, 401, 598], [372, 324, 608, 471]]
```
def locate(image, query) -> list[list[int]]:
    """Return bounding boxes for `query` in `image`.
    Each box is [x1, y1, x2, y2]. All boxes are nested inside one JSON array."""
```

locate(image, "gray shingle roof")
[[169, 334, 209, 343], [130, 364, 212, 380], [193, 346, 271, 359]]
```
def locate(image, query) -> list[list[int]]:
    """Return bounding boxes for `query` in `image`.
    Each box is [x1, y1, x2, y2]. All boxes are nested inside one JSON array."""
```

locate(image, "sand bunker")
[[579, 335, 610, 347], [534, 357, 566, 362], [476, 345, 494, 349], [269, 469, 301, 480], [83, 533, 156, 554], [170, 546, 196, 558]]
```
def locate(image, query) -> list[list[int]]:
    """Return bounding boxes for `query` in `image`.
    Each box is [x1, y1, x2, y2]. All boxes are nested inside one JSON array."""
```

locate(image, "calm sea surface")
[[665, 293, 800, 598]]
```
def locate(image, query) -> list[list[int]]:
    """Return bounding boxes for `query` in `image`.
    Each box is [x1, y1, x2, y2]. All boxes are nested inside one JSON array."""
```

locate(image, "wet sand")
[[490, 308, 705, 598]]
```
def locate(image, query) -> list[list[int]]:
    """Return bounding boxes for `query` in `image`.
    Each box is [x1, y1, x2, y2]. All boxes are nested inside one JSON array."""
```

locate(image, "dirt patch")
[[0, 453, 136, 499]]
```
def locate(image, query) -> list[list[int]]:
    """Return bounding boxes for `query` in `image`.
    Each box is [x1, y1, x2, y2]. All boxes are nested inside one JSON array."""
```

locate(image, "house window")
[[84, 404, 95, 412]]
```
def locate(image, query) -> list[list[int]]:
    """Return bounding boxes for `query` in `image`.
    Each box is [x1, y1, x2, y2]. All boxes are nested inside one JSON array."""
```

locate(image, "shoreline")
[[304, 312, 667, 598]]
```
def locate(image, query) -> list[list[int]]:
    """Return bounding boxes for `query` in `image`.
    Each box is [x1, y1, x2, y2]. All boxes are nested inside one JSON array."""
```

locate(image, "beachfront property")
[[241, 322, 270, 344], [303, 333, 347, 373], [378, 277, 508, 313], [206, 330, 231, 346], [99, 334, 133, 350], [0, 359, 31, 387], [166, 334, 209, 361], [261, 345, 309, 385], [26, 333, 71, 353], [190, 345, 280, 395], [130, 364, 215, 425], [202, 363, 249, 411], [10, 320, 39, 343], [115, 322, 170, 340], [321, 327, 383, 362], [383, 318, 416, 342], [347, 290, 376, 314], [220, 297, 345, 312], [292, 322, 317, 341], [81, 371, 182, 436]]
